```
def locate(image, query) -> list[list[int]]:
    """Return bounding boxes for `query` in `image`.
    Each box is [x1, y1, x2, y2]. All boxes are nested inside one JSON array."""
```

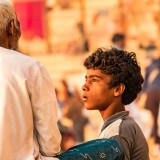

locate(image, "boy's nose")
[[81, 84, 89, 91]]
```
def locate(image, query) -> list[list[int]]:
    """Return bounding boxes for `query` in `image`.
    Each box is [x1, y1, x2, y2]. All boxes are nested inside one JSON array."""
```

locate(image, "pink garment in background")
[[14, 0, 45, 39]]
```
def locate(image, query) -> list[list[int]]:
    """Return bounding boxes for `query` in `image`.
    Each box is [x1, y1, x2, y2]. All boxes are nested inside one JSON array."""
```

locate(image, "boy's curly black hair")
[[84, 47, 144, 105]]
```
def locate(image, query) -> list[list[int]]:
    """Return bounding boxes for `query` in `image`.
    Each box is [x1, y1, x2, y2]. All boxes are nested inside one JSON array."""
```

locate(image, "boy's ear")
[[114, 83, 125, 96], [6, 19, 14, 35]]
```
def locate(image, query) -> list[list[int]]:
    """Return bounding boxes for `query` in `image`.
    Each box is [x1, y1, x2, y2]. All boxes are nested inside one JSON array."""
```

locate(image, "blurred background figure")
[[56, 79, 89, 144], [139, 40, 157, 64], [111, 33, 125, 50], [67, 22, 89, 54], [125, 97, 153, 140], [142, 47, 160, 157], [58, 121, 76, 151]]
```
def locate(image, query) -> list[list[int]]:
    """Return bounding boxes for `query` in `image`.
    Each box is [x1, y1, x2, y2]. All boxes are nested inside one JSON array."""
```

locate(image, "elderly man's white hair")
[[0, 0, 12, 5], [0, 0, 17, 37]]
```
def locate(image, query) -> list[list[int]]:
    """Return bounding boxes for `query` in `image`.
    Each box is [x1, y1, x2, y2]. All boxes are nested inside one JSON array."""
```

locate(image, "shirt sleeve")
[[111, 135, 132, 160], [29, 62, 61, 156], [110, 118, 149, 160]]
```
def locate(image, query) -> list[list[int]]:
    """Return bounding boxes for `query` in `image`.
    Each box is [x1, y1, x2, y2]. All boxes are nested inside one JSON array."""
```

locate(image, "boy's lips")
[[82, 95, 88, 102]]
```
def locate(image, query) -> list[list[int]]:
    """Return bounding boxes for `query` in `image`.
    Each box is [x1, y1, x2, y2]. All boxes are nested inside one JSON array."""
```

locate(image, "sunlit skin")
[[82, 69, 125, 121]]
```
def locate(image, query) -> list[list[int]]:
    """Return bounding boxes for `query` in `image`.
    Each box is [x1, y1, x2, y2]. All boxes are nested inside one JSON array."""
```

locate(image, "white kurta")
[[0, 47, 61, 160]]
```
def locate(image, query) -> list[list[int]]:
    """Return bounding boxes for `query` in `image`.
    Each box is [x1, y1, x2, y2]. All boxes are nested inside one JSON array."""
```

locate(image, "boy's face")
[[82, 69, 116, 111]]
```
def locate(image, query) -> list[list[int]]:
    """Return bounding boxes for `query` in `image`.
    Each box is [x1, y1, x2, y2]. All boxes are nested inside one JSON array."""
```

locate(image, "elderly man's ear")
[[7, 19, 15, 36], [5, 19, 20, 50]]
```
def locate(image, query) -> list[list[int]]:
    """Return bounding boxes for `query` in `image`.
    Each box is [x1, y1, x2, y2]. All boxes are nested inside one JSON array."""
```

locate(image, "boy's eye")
[[92, 79, 97, 82]]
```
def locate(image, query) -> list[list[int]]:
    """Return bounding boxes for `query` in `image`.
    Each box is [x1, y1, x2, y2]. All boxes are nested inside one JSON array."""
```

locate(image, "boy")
[[82, 47, 150, 160]]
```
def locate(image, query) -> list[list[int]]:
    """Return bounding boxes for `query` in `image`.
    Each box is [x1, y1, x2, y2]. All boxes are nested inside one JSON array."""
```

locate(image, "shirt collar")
[[101, 111, 129, 132]]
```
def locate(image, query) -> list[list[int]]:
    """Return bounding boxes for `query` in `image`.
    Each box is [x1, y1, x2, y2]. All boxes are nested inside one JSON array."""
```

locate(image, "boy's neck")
[[100, 103, 125, 122]]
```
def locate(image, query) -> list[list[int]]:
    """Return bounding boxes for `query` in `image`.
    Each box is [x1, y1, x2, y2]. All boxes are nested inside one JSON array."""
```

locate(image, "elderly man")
[[0, 0, 61, 160]]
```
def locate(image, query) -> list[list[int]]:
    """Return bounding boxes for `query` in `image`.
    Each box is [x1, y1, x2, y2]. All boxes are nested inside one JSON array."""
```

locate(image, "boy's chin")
[[85, 105, 95, 110]]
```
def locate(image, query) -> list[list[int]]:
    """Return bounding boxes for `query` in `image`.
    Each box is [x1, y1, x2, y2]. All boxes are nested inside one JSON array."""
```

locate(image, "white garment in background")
[[125, 102, 153, 139], [0, 47, 61, 160]]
